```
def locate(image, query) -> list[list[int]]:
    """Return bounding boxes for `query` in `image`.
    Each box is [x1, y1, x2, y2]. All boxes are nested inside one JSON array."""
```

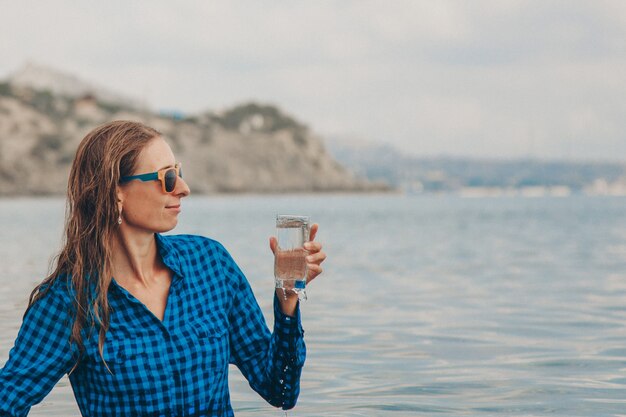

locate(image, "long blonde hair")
[[28, 120, 161, 370]]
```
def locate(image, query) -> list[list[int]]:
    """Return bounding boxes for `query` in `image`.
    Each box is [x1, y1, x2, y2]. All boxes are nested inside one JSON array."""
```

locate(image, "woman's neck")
[[111, 229, 163, 288]]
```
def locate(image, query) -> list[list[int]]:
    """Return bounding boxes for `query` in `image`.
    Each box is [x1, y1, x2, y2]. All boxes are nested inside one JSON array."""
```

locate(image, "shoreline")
[[2, 189, 626, 201]]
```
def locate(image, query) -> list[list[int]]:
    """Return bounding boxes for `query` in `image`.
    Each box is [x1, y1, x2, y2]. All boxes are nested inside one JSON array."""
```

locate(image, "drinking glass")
[[274, 215, 310, 301]]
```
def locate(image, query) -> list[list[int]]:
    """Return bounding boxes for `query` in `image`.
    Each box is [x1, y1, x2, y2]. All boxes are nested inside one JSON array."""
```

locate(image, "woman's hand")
[[270, 223, 326, 315]]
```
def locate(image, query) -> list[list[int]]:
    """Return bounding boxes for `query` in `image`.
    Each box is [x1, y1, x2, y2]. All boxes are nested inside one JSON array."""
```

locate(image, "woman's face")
[[118, 136, 190, 234]]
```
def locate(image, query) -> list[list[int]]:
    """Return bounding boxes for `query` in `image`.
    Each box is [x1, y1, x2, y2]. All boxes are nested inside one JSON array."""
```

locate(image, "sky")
[[1, 0, 625, 161]]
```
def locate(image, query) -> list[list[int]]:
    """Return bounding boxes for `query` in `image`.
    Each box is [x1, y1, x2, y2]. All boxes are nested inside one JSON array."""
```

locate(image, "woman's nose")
[[176, 177, 191, 197]]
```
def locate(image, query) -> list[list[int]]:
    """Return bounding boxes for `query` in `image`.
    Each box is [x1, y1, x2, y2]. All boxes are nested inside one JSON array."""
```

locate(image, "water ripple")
[[3, 195, 626, 416]]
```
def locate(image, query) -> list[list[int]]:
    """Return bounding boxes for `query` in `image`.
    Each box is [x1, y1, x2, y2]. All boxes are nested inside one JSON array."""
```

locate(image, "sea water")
[[2, 194, 626, 416]]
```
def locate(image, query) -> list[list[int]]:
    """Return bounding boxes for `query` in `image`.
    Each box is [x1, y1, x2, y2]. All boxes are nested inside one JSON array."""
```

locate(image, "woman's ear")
[[116, 186, 124, 208]]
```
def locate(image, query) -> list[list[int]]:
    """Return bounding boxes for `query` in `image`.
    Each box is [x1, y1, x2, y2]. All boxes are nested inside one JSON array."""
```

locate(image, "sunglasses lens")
[[164, 169, 177, 192]]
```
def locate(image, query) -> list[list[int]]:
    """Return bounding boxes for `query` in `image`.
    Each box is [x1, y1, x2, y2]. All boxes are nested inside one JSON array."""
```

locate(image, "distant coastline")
[[325, 139, 626, 197]]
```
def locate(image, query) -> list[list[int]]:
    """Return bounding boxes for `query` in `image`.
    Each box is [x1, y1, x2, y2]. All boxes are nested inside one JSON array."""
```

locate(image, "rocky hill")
[[0, 66, 388, 195]]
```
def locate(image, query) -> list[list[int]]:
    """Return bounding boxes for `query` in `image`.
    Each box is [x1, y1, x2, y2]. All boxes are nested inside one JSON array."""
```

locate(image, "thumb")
[[269, 236, 278, 254], [308, 223, 319, 241]]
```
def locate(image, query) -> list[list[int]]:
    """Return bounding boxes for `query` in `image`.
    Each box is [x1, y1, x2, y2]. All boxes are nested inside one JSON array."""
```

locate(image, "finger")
[[307, 264, 323, 281], [269, 236, 278, 254], [308, 223, 319, 241], [304, 241, 322, 252], [306, 251, 326, 264]]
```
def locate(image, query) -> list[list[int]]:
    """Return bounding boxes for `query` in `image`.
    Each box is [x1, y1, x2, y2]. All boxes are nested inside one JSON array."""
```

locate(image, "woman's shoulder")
[[28, 274, 74, 314], [36, 273, 73, 296]]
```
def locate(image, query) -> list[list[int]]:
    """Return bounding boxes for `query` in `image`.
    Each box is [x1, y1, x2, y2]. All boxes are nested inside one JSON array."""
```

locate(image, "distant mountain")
[[325, 138, 626, 195], [0, 64, 388, 195], [7, 62, 142, 109]]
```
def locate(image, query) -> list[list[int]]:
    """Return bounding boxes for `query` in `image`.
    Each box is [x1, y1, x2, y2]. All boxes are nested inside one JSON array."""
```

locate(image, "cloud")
[[1, 0, 625, 160]]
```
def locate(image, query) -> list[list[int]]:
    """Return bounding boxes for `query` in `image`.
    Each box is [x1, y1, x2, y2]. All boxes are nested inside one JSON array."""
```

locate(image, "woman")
[[0, 120, 326, 416]]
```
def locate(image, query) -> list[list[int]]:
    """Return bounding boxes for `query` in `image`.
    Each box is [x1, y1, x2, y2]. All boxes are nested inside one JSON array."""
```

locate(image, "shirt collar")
[[155, 233, 183, 279]]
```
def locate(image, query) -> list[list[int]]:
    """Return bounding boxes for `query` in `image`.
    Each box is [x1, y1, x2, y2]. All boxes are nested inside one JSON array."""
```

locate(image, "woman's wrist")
[[275, 288, 298, 317]]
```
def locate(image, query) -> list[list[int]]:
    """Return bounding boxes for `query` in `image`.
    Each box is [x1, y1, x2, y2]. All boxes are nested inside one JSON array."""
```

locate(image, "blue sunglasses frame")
[[120, 163, 182, 193]]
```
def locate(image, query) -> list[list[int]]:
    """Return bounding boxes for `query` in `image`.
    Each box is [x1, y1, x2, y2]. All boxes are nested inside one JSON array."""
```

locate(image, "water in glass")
[[274, 215, 309, 300]]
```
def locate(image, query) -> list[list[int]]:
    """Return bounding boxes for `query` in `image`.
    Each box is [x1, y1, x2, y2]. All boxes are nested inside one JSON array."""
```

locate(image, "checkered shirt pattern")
[[0, 234, 306, 416]]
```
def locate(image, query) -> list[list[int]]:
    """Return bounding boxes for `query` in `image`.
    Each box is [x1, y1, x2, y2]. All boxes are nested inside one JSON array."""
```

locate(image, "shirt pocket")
[[113, 338, 147, 363], [89, 338, 145, 368], [82, 336, 152, 395], [191, 321, 229, 372]]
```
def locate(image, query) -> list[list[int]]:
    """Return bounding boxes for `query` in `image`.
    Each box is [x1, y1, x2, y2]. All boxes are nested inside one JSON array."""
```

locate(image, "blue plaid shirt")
[[0, 234, 306, 416]]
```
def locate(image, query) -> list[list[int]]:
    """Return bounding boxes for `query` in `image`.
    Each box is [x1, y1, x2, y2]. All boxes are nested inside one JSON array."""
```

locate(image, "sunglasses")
[[120, 163, 183, 193]]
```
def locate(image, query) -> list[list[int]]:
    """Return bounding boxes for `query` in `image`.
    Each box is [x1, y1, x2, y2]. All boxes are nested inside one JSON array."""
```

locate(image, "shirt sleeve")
[[0, 283, 76, 417], [218, 244, 306, 410]]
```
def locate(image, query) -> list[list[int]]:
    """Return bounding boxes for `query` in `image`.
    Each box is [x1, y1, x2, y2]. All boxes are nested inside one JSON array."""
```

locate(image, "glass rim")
[[276, 214, 310, 227]]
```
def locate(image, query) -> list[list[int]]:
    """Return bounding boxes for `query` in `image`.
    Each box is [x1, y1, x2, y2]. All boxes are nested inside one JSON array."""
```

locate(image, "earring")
[[117, 215, 122, 225]]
